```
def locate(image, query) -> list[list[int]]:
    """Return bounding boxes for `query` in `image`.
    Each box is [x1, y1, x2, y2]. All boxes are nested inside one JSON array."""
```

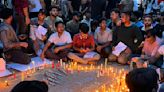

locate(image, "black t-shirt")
[[113, 24, 143, 53], [68, 0, 81, 11], [154, 24, 164, 38], [91, 0, 106, 19]]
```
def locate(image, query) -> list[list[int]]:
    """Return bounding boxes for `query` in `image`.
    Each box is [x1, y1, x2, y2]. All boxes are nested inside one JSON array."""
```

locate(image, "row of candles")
[[3, 59, 130, 92]]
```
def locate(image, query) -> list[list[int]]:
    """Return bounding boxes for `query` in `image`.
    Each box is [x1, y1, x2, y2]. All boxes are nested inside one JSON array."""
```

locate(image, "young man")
[[68, 23, 100, 64], [45, 6, 63, 32], [94, 18, 112, 58], [108, 11, 143, 64], [66, 11, 81, 38], [126, 68, 159, 92], [141, 15, 153, 39], [0, 8, 31, 64], [30, 9, 49, 56], [109, 8, 121, 31], [40, 21, 72, 60], [131, 29, 162, 68]]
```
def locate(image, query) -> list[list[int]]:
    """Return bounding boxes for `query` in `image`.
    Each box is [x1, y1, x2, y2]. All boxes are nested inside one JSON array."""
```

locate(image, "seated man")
[[68, 23, 100, 64], [126, 68, 159, 92], [94, 18, 112, 58], [108, 11, 143, 64], [40, 21, 72, 60], [0, 8, 31, 64], [131, 29, 162, 68], [30, 9, 50, 56]]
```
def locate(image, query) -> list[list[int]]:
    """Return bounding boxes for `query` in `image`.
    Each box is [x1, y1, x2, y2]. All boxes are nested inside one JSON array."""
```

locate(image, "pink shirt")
[[143, 37, 162, 56]]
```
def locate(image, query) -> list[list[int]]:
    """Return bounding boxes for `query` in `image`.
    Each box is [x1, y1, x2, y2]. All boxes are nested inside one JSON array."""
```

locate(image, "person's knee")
[[94, 54, 101, 61], [67, 52, 75, 59], [118, 56, 127, 65], [108, 54, 117, 62]]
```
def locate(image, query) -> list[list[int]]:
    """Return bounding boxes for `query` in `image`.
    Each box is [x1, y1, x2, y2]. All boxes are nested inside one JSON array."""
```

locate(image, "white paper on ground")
[[83, 52, 97, 58], [112, 42, 127, 56], [0, 70, 12, 77], [35, 25, 47, 40], [7, 57, 52, 72]]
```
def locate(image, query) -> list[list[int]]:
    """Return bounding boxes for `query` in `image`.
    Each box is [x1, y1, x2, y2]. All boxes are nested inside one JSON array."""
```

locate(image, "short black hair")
[[146, 28, 157, 38], [121, 11, 132, 17], [99, 18, 106, 23], [143, 15, 153, 20], [39, 9, 47, 15], [0, 8, 13, 19], [11, 80, 48, 92], [72, 11, 81, 17], [55, 21, 64, 27], [79, 23, 89, 34], [126, 68, 159, 92], [49, 6, 60, 11], [111, 8, 120, 14]]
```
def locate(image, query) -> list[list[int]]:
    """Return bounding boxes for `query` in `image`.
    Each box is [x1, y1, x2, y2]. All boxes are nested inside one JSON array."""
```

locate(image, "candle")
[[21, 72, 24, 81], [60, 59, 63, 67], [105, 58, 108, 69], [52, 62, 55, 69], [5, 80, 9, 86], [32, 61, 36, 72]]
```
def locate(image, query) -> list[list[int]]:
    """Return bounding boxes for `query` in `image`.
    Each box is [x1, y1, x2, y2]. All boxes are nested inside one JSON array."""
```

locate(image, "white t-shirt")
[[29, 0, 42, 12], [94, 27, 112, 44], [48, 31, 72, 46]]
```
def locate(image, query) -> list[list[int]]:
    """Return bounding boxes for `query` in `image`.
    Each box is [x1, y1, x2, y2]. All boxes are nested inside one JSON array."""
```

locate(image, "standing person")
[[68, 23, 100, 64], [79, 0, 90, 15], [91, 0, 106, 20], [44, 0, 51, 16], [105, 0, 119, 18], [0, 8, 31, 64], [45, 6, 63, 33], [12, 0, 30, 35], [29, 0, 45, 18], [108, 11, 143, 64], [40, 21, 72, 61], [66, 11, 81, 38], [68, 0, 81, 15], [119, 0, 134, 12], [94, 18, 113, 58]]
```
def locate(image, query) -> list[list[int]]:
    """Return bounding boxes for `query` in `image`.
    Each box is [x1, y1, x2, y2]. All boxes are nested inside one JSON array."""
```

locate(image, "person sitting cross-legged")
[[94, 18, 113, 58], [40, 21, 72, 61], [30, 9, 50, 56], [68, 23, 100, 64], [0, 8, 31, 64]]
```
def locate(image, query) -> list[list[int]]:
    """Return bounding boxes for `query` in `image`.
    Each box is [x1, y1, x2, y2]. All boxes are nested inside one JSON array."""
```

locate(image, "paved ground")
[[0, 59, 130, 92]]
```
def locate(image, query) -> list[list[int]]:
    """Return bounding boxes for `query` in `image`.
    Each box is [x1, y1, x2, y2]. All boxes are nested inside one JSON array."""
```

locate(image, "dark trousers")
[[4, 49, 31, 64], [15, 14, 28, 35], [45, 49, 70, 60]]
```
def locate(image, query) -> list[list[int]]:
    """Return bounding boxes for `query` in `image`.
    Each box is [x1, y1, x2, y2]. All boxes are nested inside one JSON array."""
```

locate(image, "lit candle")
[[21, 72, 24, 81], [60, 59, 63, 67], [105, 58, 108, 69], [32, 61, 36, 72], [5, 80, 9, 86], [52, 61, 55, 69]]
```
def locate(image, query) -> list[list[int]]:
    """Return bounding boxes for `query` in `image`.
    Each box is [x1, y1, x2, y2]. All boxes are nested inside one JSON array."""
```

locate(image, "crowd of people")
[[0, 0, 164, 92]]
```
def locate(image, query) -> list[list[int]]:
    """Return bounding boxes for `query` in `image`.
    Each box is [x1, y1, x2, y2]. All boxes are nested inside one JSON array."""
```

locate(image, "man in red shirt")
[[68, 23, 100, 64], [12, 0, 30, 36]]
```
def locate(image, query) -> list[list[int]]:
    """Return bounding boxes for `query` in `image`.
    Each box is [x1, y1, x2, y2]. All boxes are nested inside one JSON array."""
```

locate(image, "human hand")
[[20, 42, 28, 48]]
